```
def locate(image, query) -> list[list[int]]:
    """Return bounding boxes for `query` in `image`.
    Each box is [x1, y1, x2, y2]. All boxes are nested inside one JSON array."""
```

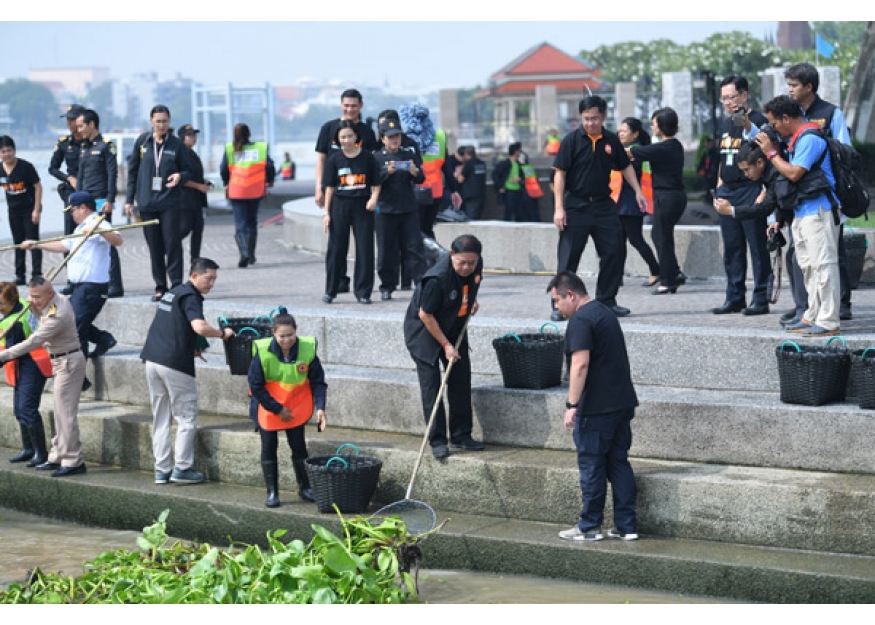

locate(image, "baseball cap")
[[64, 191, 95, 211], [379, 119, 403, 137], [61, 104, 86, 120], [177, 124, 200, 137]]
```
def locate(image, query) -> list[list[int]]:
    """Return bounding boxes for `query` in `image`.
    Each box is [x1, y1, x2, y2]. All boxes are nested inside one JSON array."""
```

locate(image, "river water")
[[0, 506, 735, 605]]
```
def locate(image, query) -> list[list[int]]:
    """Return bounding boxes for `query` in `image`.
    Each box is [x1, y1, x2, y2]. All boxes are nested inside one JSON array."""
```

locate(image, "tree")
[[0, 79, 57, 135]]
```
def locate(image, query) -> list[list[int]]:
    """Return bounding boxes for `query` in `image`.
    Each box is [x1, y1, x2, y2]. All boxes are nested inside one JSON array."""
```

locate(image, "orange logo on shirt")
[[458, 284, 469, 317], [604, 144, 613, 155]]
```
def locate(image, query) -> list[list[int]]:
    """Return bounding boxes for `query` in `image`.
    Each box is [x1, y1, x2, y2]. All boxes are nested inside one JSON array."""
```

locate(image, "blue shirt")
[[790, 132, 836, 218]]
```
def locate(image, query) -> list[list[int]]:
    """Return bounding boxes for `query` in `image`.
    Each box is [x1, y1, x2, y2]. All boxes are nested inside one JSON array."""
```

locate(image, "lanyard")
[[153, 136, 166, 172]]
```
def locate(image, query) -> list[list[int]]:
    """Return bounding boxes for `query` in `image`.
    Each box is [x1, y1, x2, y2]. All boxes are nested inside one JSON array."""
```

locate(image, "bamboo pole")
[[0, 215, 108, 342], [0, 219, 160, 252]]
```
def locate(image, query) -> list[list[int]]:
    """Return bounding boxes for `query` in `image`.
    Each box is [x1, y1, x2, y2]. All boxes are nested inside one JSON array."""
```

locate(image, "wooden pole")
[[0, 219, 159, 252]]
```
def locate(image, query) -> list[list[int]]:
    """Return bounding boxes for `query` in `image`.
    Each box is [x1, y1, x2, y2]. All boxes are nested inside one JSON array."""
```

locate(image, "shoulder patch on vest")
[[47, 305, 57, 317]]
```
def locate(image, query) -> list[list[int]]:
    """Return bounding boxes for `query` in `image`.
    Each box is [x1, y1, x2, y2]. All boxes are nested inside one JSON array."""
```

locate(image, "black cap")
[[64, 191, 95, 211], [61, 104, 86, 120], [177, 124, 200, 137], [379, 119, 403, 137]]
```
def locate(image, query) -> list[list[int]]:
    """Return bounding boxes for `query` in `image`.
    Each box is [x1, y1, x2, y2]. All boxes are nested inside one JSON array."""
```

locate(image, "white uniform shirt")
[[63, 212, 112, 284]]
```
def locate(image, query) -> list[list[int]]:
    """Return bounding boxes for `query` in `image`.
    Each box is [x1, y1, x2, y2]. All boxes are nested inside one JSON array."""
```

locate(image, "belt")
[[49, 347, 80, 359], [570, 194, 609, 204]]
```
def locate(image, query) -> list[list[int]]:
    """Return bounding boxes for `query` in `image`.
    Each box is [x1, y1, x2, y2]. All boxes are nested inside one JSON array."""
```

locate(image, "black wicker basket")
[[492, 323, 564, 389], [850, 348, 875, 409], [843, 232, 867, 290], [305, 444, 383, 514], [218, 315, 273, 375], [776, 338, 851, 406]]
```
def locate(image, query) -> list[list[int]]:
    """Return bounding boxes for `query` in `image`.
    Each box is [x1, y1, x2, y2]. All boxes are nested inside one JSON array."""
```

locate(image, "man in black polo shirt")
[[314, 89, 379, 295], [551, 96, 646, 320]]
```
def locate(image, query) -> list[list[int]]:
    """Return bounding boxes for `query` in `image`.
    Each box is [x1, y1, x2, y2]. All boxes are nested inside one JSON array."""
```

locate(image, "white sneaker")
[[558, 526, 603, 541], [606, 527, 639, 541]]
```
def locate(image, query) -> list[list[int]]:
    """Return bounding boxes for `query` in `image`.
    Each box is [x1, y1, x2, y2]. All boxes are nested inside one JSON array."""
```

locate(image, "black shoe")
[[357, 296, 372, 305], [712, 301, 745, 314], [550, 309, 564, 322], [641, 277, 659, 287], [107, 288, 124, 298], [676, 271, 688, 286], [298, 487, 315, 503], [431, 444, 450, 459], [780, 310, 797, 322], [51, 464, 86, 477], [840, 308, 853, 321], [322, 294, 334, 304], [9, 448, 34, 463], [780, 315, 802, 328], [90, 334, 117, 359], [652, 286, 677, 295], [151, 291, 166, 303], [450, 437, 485, 451], [338, 277, 351, 294], [60, 283, 74, 296], [742, 303, 769, 316], [380, 290, 392, 301], [82, 378, 92, 392], [35, 461, 61, 471], [608, 305, 631, 317], [15, 277, 26, 286]]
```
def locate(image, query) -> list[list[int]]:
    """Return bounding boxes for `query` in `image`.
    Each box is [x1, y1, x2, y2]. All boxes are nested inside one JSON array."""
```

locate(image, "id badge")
[[151, 177, 162, 192]]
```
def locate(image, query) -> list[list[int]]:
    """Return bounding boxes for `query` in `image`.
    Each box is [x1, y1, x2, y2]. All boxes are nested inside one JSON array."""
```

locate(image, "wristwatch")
[[565, 401, 578, 409], [767, 150, 778, 160]]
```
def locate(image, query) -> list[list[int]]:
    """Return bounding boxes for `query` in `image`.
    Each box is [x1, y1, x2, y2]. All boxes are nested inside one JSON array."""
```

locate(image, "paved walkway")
[[4, 205, 872, 336]]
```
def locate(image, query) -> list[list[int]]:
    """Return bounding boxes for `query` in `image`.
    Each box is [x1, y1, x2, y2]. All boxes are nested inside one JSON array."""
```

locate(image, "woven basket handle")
[[325, 456, 349, 468], [862, 347, 875, 358], [335, 443, 360, 455], [780, 340, 801, 352], [217, 315, 228, 327], [539, 322, 560, 334], [252, 315, 272, 325], [237, 327, 260, 337], [501, 333, 522, 343], [825, 335, 847, 347], [270, 306, 287, 318]]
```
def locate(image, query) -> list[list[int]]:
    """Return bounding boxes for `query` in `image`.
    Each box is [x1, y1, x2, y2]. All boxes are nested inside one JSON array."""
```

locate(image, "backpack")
[[804, 128, 870, 220]]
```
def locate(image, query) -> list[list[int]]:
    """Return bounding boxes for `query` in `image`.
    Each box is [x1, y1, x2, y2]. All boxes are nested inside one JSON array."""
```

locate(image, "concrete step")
[[96, 299, 875, 394], [67, 346, 875, 475], [3, 387, 875, 558], [1, 455, 873, 603]]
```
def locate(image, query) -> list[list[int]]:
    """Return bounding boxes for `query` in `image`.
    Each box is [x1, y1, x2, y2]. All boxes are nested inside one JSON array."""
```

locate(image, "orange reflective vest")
[[252, 336, 316, 431], [545, 135, 561, 156], [417, 129, 446, 199], [610, 164, 653, 215], [0, 300, 53, 385], [522, 164, 544, 198], [225, 142, 269, 200]]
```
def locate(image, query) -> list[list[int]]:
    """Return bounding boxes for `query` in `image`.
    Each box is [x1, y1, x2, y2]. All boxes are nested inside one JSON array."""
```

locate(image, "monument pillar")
[[662, 72, 693, 145], [535, 85, 558, 154], [614, 81, 636, 125], [439, 89, 460, 155]]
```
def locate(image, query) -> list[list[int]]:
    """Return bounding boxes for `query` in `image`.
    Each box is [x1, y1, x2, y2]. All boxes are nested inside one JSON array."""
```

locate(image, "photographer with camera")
[[714, 141, 807, 323], [712, 76, 773, 317], [756, 95, 841, 338]]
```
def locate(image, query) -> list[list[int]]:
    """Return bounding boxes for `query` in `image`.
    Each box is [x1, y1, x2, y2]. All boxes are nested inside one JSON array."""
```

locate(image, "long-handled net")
[[373, 317, 470, 536]]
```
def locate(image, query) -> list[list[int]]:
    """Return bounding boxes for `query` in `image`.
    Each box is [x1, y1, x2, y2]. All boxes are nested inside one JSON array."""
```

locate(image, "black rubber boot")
[[235, 232, 249, 268], [9, 423, 34, 463], [26, 419, 47, 468], [292, 458, 315, 502], [261, 461, 280, 508], [246, 232, 258, 266]]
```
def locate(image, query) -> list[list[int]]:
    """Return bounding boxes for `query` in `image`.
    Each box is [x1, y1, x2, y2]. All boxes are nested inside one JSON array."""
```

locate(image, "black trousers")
[[12, 357, 47, 428], [7, 208, 41, 280], [461, 196, 484, 221], [413, 340, 474, 448], [618, 215, 659, 277], [376, 210, 426, 293], [556, 199, 624, 307], [419, 200, 439, 240], [98, 208, 124, 292], [325, 197, 374, 299], [259, 422, 308, 463], [69, 281, 110, 355], [716, 184, 771, 306], [651, 190, 687, 287], [140, 208, 185, 293]]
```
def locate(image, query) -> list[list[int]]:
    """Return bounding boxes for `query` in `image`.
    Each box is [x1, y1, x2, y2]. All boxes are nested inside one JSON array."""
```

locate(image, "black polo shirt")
[[315, 118, 379, 154], [553, 127, 630, 208]]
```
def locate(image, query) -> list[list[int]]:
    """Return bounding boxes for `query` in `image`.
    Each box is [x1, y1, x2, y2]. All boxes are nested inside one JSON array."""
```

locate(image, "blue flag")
[[816, 33, 835, 58]]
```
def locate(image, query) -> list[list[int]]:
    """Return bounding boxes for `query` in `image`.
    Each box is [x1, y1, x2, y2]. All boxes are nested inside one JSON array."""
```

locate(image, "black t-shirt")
[[315, 118, 379, 154], [322, 149, 380, 200], [565, 299, 638, 416], [630, 139, 685, 192], [374, 146, 424, 214], [139, 282, 205, 377], [0, 159, 40, 211], [553, 127, 630, 206], [718, 109, 768, 186], [460, 158, 487, 199], [419, 269, 477, 340]]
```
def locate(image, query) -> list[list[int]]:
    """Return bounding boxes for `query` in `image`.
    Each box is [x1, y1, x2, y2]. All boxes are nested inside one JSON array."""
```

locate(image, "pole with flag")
[[815, 32, 836, 65]]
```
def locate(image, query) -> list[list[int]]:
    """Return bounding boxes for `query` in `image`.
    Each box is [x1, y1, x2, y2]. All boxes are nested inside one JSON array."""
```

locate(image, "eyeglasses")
[[720, 93, 743, 102]]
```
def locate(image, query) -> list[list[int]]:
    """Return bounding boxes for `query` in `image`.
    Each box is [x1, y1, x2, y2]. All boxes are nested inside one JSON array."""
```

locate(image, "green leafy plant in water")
[[0, 507, 424, 604]]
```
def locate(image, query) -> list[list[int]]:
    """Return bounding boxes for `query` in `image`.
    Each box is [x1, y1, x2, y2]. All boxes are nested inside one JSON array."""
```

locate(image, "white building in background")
[[28, 67, 109, 99]]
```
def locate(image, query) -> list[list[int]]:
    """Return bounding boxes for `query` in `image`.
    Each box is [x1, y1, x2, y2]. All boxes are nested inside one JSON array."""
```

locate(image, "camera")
[[767, 228, 787, 253], [759, 123, 780, 144]]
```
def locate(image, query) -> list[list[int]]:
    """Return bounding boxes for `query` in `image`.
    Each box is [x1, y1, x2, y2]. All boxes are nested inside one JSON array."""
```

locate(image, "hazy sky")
[[2, 8, 783, 92]]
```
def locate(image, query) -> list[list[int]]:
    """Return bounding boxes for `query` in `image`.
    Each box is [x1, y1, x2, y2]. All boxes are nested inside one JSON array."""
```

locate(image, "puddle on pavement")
[[0, 507, 735, 603]]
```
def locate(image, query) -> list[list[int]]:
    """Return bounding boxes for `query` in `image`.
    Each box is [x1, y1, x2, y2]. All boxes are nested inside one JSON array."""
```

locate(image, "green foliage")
[[0, 509, 423, 604], [0, 79, 57, 134]]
